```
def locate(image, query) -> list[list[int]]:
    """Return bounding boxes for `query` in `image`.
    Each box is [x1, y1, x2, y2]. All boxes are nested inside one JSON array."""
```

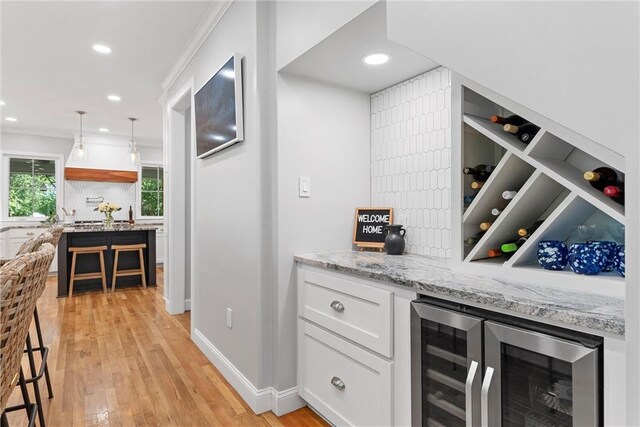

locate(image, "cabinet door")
[[156, 233, 165, 264], [411, 303, 484, 427], [9, 237, 29, 257], [0, 237, 6, 258], [483, 321, 599, 427]]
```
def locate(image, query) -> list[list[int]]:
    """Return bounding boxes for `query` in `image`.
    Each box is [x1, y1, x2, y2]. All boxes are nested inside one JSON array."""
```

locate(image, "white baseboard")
[[185, 298, 191, 311], [192, 328, 306, 416]]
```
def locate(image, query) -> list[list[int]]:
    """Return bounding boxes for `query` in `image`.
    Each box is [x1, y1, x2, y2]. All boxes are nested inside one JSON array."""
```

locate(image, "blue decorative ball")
[[537, 240, 568, 271], [588, 241, 617, 272], [614, 245, 625, 277], [569, 242, 604, 275]]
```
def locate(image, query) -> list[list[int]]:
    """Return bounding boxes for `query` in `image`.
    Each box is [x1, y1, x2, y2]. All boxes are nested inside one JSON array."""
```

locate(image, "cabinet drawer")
[[298, 321, 392, 427], [299, 268, 393, 357], [10, 228, 42, 239]]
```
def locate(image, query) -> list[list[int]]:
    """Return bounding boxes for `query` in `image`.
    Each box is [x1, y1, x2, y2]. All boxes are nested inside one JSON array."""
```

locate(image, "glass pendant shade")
[[75, 111, 87, 161], [128, 117, 140, 165]]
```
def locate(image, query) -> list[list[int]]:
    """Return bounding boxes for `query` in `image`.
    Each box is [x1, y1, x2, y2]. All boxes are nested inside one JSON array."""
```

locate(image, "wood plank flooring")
[[6, 268, 327, 427]]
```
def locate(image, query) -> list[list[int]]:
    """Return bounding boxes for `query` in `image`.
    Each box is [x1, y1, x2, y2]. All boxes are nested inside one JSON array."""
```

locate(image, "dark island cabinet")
[[57, 229, 156, 297]]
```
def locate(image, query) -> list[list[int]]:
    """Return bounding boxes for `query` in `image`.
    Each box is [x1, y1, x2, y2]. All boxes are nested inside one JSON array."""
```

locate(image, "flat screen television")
[[195, 53, 244, 158]]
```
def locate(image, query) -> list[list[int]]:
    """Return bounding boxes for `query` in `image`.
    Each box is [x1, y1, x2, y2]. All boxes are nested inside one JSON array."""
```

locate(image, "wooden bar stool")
[[68, 246, 108, 297], [111, 244, 147, 292]]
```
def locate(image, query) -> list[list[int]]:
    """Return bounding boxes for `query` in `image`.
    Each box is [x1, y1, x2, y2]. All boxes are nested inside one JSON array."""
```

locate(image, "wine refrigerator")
[[411, 297, 602, 427]]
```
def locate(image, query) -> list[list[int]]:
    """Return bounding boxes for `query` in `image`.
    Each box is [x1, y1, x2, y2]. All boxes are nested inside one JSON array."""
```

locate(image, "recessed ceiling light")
[[93, 44, 112, 54], [0, 101, 5, 106], [99, 128, 109, 132], [107, 95, 121, 102], [362, 53, 391, 66], [5, 117, 17, 122]]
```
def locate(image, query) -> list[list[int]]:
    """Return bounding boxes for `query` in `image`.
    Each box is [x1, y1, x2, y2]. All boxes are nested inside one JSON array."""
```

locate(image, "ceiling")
[[280, 2, 440, 94], [0, 1, 214, 145]]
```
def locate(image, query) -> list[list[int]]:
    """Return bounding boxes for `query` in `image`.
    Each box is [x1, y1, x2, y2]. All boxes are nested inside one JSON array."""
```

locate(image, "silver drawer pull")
[[330, 300, 345, 312], [26, 232, 35, 236], [331, 376, 345, 390]]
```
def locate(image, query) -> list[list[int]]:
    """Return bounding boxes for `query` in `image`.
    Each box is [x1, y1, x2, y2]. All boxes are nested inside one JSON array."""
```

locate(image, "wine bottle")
[[491, 208, 503, 216], [464, 194, 477, 205], [503, 123, 540, 143], [583, 167, 619, 191], [490, 115, 527, 126], [487, 249, 503, 258], [463, 165, 494, 181], [471, 181, 484, 190], [501, 236, 528, 253], [502, 190, 518, 200], [604, 184, 625, 205], [517, 219, 544, 237], [480, 222, 492, 231], [464, 232, 486, 246]]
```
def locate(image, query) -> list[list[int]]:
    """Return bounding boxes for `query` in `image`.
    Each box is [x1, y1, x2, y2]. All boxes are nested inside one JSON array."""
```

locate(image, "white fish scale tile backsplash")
[[371, 67, 452, 258]]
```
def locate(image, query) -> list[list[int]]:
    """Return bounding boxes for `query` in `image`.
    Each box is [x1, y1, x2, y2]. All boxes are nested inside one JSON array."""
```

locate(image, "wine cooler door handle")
[[465, 360, 479, 427], [480, 366, 494, 427]]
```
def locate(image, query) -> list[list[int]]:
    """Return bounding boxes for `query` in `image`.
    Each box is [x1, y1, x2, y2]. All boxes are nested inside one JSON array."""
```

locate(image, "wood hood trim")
[[65, 167, 138, 183]]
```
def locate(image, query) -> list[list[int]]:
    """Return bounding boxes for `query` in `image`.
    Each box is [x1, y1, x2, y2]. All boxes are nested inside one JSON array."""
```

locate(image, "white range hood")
[[66, 134, 138, 183]]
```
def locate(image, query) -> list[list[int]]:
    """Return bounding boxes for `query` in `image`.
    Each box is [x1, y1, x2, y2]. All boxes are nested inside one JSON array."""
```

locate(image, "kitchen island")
[[57, 224, 157, 297]]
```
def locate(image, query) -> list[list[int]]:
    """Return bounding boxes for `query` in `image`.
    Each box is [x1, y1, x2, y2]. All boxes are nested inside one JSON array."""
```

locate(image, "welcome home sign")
[[353, 207, 394, 249]]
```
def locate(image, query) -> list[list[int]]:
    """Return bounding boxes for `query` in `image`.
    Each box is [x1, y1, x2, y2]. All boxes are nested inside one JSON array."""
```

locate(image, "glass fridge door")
[[411, 303, 483, 427], [483, 321, 599, 427]]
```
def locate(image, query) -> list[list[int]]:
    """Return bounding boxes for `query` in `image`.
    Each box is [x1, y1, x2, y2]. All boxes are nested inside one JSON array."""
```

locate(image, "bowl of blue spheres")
[[537, 240, 569, 270], [614, 245, 625, 277], [568, 242, 605, 275]]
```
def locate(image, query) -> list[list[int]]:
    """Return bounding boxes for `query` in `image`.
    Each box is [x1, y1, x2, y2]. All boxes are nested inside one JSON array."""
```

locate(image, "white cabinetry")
[[6, 227, 58, 273], [156, 226, 166, 264], [297, 266, 414, 426], [0, 233, 6, 258]]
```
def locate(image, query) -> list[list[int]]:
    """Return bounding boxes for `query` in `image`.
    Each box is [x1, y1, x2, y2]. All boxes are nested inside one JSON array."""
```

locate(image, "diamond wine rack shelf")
[[451, 76, 625, 298]]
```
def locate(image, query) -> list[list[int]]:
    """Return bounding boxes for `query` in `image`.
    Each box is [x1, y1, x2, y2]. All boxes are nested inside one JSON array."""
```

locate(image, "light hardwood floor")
[[6, 268, 327, 427]]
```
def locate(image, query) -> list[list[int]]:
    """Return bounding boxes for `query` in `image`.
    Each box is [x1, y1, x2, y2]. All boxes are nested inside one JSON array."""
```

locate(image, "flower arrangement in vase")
[[94, 202, 121, 229]]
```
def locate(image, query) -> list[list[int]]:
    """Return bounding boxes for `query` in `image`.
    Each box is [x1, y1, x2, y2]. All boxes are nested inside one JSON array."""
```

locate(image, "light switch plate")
[[299, 176, 311, 198], [226, 308, 233, 328]]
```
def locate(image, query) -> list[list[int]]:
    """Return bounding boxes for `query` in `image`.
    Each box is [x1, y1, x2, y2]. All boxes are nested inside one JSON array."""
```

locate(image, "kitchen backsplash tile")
[[64, 180, 136, 221], [371, 67, 451, 258]]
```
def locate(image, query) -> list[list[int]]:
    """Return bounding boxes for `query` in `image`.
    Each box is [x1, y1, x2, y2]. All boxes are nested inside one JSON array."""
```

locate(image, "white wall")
[[164, 0, 264, 388], [386, 1, 640, 158], [275, 0, 376, 70], [371, 67, 451, 257], [1, 132, 73, 160], [274, 73, 371, 390]]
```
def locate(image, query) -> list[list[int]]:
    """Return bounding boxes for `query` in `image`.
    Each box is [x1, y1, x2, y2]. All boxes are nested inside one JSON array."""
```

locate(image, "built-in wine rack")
[[452, 76, 625, 298]]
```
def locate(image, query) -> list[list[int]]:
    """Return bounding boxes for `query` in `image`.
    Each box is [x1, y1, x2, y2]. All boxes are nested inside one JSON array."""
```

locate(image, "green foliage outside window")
[[8, 158, 57, 217], [141, 166, 163, 217]]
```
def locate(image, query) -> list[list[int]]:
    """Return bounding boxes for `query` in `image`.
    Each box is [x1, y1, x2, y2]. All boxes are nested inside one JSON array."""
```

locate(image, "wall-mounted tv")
[[195, 53, 244, 158]]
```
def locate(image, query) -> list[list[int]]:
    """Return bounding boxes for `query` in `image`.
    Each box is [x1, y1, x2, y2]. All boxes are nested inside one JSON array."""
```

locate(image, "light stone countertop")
[[294, 250, 624, 336]]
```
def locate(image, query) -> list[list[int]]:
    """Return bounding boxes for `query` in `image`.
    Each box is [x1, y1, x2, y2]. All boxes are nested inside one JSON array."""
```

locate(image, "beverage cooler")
[[411, 298, 602, 427]]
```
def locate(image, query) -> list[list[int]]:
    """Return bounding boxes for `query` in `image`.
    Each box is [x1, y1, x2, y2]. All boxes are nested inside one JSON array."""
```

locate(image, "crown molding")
[[161, 0, 233, 92]]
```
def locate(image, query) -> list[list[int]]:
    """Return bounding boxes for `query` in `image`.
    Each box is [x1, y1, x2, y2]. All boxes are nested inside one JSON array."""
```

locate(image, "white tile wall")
[[371, 67, 452, 257], [64, 180, 136, 221]]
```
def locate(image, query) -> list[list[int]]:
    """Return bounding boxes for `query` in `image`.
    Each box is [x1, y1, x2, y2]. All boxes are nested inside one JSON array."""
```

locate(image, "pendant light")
[[75, 111, 87, 159], [128, 117, 140, 165]]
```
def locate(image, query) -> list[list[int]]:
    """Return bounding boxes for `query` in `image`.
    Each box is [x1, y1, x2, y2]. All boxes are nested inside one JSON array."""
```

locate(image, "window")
[[5, 156, 59, 218], [140, 165, 164, 217]]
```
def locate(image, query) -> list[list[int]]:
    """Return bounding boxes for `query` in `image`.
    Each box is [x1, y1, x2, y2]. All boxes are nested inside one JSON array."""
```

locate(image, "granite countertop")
[[294, 250, 625, 336], [0, 224, 50, 233], [1, 222, 162, 234], [63, 224, 158, 233]]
